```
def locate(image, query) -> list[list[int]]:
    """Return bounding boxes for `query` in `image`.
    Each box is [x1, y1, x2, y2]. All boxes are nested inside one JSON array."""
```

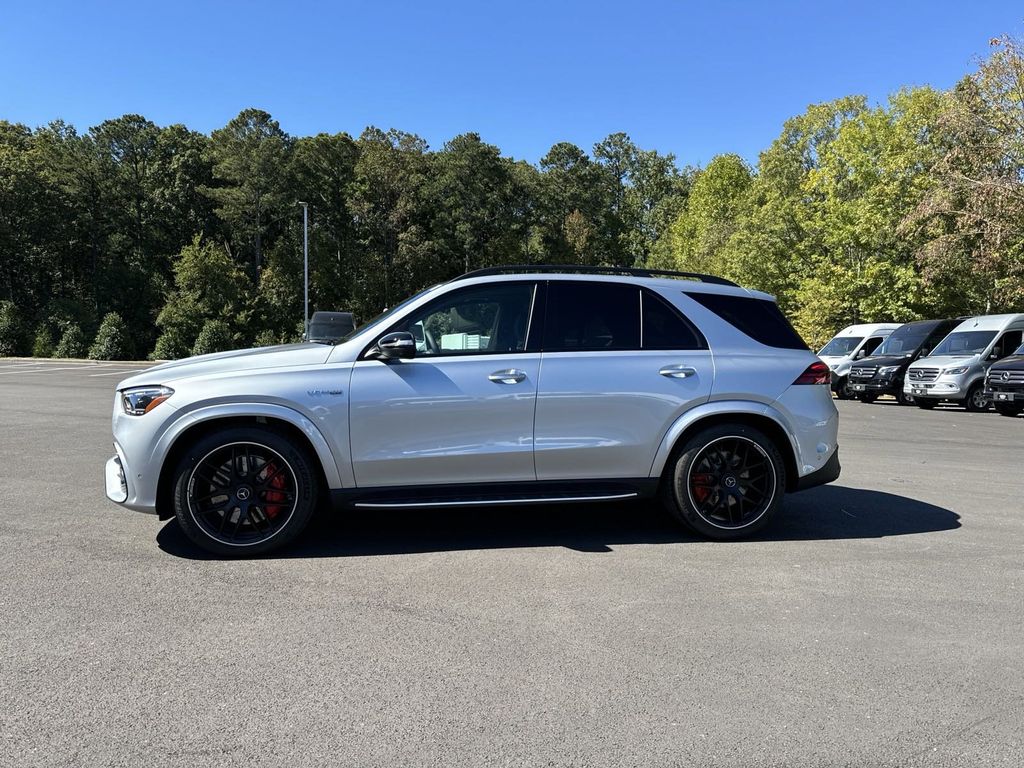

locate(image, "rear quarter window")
[[683, 291, 809, 350]]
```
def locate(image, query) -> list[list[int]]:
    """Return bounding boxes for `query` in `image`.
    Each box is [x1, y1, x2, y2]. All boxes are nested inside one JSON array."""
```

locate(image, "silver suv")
[[105, 266, 841, 555]]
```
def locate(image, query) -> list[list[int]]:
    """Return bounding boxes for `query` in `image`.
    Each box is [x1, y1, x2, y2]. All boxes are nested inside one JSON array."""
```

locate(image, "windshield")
[[819, 336, 863, 357], [875, 324, 934, 356], [929, 330, 996, 356], [337, 286, 437, 344]]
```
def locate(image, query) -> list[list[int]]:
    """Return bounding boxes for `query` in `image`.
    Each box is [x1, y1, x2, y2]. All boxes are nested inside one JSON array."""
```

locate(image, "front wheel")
[[857, 392, 878, 404], [964, 383, 990, 413], [994, 402, 1023, 417], [662, 424, 786, 540], [915, 398, 937, 410], [171, 426, 319, 556], [833, 376, 855, 400], [896, 388, 915, 406]]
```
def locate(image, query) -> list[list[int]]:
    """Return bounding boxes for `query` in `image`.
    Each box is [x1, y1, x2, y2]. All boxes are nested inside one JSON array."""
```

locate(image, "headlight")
[[829, 364, 838, 370], [943, 366, 969, 375], [121, 386, 174, 415], [878, 366, 900, 376]]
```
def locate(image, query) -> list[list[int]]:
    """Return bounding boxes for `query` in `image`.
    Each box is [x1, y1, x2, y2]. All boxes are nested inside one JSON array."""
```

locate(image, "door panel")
[[534, 350, 714, 480], [349, 355, 540, 487]]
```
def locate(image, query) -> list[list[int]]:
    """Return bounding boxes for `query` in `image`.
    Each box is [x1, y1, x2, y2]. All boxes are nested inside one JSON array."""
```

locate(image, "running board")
[[352, 492, 638, 509], [331, 479, 657, 511]]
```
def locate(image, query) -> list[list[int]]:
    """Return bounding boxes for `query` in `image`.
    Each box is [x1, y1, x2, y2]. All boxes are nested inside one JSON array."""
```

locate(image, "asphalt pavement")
[[0, 359, 1021, 767]]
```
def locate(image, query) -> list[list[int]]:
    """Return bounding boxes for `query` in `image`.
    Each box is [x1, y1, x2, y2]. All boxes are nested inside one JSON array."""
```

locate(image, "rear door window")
[[684, 291, 808, 350], [543, 281, 640, 352], [641, 290, 706, 350]]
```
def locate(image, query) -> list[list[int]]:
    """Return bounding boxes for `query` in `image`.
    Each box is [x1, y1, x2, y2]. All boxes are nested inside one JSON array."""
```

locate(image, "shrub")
[[88, 312, 132, 360], [32, 325, 55, 358], [55, 324, 87, 358], [152, 327, 192, 360], [192, 320, 234, 356], [253, 329, 280, 347], [0, 301, 26, 356]]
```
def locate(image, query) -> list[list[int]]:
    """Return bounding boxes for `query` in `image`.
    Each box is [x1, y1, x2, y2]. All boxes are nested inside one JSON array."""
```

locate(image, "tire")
[[994, 402, 1023, 417], [857, 392, 878, 404], [662, 424, 786, 540], [896, 388, 915, 406], [171, 426, 319, 556], [915, 398, 937, 410], [833, 377, 855, 400], [964, 383, 990, 413]]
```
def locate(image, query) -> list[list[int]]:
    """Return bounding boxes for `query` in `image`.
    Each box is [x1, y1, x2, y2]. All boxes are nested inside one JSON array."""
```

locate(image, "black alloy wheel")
[[663, 424, 785, 540], [172, 426, 318, 556]]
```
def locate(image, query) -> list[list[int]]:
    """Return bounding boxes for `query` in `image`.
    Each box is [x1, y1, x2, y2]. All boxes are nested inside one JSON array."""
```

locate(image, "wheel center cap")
[[723, 476, 738, 489], [236, 486, 252, 501]]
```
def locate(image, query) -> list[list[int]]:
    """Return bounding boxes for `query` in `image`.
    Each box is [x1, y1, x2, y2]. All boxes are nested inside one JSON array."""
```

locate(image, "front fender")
[[153, 402, 344, 490], [647, 400, 799, 479]]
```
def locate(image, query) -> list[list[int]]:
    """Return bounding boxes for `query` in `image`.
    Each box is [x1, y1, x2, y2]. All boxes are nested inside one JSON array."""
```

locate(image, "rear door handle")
[[659, 364, 698, 379], [489, 368, 527, 384]]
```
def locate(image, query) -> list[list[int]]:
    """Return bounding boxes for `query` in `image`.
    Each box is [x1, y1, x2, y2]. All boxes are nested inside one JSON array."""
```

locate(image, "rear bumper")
[[794, 446, 841, 492]]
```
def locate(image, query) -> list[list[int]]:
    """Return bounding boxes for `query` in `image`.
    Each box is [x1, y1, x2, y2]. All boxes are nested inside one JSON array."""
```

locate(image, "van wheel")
[[915, 398, 937, 410], [964, 383, 990, 413], [171, 426, 318, 556], [833, 377, 854, 400], [896, 389, 915, 406], [662, 424, 786, 540], [857, 392, 878, 404], [994, 402, 1022, 417]]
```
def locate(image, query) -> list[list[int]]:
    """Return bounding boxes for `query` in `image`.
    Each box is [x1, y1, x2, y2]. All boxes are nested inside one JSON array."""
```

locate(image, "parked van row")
[[818, 313, 1024, 417]]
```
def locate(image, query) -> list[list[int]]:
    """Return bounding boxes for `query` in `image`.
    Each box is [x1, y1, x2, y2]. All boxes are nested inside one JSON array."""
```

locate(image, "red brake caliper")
[[690, 473, 715, 504], [262, 462, 287, 518]]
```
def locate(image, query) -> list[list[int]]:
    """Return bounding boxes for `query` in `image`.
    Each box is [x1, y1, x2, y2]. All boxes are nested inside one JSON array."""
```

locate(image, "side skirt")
[[330, 479, 659, 511]]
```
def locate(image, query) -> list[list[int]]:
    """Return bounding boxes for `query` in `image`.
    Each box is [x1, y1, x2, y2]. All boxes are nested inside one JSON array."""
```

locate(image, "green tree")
[[203, 109, 293, 272], [0, 300, 27, 356], [32, 325, 55, 358]]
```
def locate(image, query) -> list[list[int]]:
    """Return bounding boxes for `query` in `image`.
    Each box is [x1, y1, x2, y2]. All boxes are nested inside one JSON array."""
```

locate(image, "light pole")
[[298, 202, 309, 340]]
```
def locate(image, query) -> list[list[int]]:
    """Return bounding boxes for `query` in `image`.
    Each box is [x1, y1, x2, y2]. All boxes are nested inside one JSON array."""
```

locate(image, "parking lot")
[[1, 358, 1021, 767]]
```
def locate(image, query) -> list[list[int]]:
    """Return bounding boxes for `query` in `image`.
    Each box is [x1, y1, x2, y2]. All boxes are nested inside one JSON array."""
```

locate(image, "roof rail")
[[451, 264, 739, 287]]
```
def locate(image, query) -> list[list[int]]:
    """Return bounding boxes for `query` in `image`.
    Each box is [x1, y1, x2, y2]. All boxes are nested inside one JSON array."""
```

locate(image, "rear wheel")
[[915, 398, 937, 410], [964, 383, 990, 413], [662, 424, 786, 540], [171, 426, 318, 556], [994, 402, 1023, 417]]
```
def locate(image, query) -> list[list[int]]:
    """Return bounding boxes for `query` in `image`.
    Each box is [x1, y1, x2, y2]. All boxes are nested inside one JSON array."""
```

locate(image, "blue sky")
[[1, 1, 1021, 167]]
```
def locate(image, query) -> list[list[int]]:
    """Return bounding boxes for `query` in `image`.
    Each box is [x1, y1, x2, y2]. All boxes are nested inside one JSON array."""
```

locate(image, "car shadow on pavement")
[[156, 484, 960, 560]]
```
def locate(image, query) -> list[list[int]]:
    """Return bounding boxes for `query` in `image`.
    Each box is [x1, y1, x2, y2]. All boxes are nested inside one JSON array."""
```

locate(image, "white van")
[[904, 313, 1024, 412], [818, 323, 901, 399]]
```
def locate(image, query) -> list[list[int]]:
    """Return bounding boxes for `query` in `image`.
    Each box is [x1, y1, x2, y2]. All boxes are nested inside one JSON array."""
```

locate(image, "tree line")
[[1, 37, 1023, 358]]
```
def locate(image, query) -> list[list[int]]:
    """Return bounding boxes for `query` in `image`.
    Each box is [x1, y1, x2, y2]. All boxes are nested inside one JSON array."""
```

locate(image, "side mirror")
[[855, 349, 866, 360], [375, 331, 416, 360]]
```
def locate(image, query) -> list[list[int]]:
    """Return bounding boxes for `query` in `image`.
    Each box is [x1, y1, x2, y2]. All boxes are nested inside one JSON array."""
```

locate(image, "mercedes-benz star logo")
[[724, 476, 738, 489], [1003, 371, 1011, 381], [236, 487, 251, 501]]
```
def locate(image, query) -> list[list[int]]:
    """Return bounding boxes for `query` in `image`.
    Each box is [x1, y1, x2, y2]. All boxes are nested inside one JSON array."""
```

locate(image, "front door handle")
[[489, 368, 527, 384], [659, 364, 698, 379]]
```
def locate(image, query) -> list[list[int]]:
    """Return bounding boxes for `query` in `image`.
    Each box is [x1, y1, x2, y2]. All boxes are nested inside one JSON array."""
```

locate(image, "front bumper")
[[988, 388, 1024, 403], [905, 380, 966, 400], [848, 379, 898, 395], [105, 453, 128, 503]]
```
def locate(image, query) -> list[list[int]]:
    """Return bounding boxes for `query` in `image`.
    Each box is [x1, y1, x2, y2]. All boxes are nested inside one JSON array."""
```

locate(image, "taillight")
[[793, 361, 830, 385]]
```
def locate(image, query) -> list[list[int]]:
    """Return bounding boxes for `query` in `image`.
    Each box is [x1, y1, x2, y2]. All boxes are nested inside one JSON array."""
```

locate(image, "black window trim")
[[640, 287, 708, 351]]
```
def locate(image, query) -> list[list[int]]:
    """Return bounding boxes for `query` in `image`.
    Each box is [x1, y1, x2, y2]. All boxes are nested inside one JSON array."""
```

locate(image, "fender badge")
[[307, 389, 344, 397]]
